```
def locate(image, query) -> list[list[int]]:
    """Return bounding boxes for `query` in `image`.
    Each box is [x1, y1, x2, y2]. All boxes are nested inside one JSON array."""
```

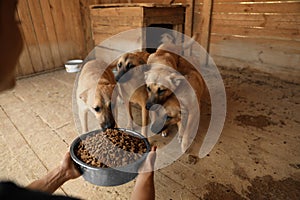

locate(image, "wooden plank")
[[15, 11, 34, 76], [192, 1, 203, 33], [209, 35, 300, 81], [144, 7, 185, 18], [79, 0, 93, 56], [0, 107, 48, 186], [16, 0, 43, 74], [144, 15, 185, 25], [213, 2, 300, 14], [93, 33, 115, 46], [48, 0, 71, 63], [90, 7, 143, 17], [198, 0, 213, 53], [214, 0, 296, 2], [212, 15, 300, 30], [27, 0, 54, 71], [39, 0, 63, 67], [211, 34, 300, 52], [211, 25, 300, 40], [185, 0, 195, 37], [213, 13, 300, 24], [92, 25, 141, 35], [60, 0, 85, 59], [92, 16, 143, 26]]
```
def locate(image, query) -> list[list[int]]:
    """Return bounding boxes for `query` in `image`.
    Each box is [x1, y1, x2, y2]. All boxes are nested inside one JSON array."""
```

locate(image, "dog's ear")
[[79, 89, 89, 103], [169, 73, 185, 87]]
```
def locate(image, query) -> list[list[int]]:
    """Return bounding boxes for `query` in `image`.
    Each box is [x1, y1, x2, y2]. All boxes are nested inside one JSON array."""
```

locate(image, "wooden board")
[[15, 0, 86, 77], [213, 1, 300, 14], [17, 0, 43, 75], [209, 0, 300, 83]]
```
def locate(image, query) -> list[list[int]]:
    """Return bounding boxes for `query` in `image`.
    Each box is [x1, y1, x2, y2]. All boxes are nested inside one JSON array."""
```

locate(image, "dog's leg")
[[178, 110, 188, 143], [181, 113, 198, 153], [78, 107, 88, 134], [161, 130, 168, 137], [112, 96, 120, 128], [126, 101, 133, 130], [141, 106, 149, 138]]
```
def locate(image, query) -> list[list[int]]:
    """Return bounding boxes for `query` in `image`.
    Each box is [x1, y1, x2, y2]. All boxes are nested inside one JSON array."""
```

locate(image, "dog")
[[114, 51, 150, 137], [150, 94, 180, 137], [146, 66, 205, 152], [76, 59, 116, 133], [145, 34, 198, 110]]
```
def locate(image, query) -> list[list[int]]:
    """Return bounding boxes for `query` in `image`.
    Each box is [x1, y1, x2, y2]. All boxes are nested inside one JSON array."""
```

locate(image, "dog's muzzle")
[[101, 121, 115, 131]]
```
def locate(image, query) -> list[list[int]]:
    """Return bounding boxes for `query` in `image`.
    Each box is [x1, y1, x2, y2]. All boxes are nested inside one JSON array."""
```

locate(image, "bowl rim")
[[70, 128, 151, 171], [65, 59, 83, 65]]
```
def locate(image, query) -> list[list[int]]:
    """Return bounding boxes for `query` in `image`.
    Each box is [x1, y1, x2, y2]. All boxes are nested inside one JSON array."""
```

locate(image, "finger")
[[151, 146, 157, 152]]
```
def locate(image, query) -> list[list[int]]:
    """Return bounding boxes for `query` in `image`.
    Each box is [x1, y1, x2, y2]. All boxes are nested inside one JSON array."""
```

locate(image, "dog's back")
[[77, 60, 114, 99]]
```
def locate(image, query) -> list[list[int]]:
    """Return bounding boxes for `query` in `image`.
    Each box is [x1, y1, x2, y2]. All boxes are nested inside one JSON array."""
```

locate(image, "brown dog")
[[76, 59, 116, 133], [114, 51, 150, 137], [148, 68, 205, 152], [145, 35, 198, 110], [150, 94, 181, 137]]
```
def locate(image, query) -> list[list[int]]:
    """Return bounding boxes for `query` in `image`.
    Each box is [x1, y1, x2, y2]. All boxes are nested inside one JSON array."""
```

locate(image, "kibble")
[[75, 129, 147, 168]]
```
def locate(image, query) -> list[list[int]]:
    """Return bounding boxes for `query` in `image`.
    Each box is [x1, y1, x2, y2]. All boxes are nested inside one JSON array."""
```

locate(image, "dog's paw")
[[161, 131, 168, 137]]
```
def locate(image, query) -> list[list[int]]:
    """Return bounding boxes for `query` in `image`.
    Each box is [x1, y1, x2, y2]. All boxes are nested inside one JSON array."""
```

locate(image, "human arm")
[[26, 152, 81, 194], [131, 146, 157, 200]]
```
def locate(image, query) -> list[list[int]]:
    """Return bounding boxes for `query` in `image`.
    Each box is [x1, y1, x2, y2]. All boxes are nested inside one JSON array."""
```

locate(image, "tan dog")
[[145, 35, 198, 110], [146, 68, 205, 152], [150, 94, 180, 137], [114, 51, 150, 137], [76, 59, 116, 133]]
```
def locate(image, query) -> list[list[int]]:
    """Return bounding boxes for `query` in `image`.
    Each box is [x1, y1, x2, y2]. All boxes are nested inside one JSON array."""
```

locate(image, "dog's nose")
[[145, 102, 153, 110], [101, 120, 115, 130]]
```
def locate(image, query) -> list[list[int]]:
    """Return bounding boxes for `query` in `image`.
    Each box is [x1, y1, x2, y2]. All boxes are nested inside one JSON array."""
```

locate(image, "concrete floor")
[[0, 67, 299, 199]]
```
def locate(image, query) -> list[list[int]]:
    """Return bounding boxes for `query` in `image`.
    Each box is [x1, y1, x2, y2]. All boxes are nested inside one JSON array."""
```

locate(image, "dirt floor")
[[0, 67, 299, 200]]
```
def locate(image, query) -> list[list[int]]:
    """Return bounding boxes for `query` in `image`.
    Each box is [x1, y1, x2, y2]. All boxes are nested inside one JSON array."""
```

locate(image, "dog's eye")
[[165, 115, 172, 121], [117, 62, 122, 68], [158, 88, 166, 95], [94, 106, 101, 112], [147, 86, 151, 92], [127, 63, 134, 69]]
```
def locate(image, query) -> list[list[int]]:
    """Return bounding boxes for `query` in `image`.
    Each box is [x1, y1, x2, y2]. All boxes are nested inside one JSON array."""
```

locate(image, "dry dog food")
[[75, 129, 147, 168]]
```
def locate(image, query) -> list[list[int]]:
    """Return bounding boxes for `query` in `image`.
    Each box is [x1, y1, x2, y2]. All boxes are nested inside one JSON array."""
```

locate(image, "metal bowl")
[[70, 128, 150, 186]]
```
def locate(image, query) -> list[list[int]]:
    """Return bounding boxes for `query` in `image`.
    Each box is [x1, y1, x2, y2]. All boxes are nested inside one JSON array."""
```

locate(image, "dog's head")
[[144, 66, 184, 110], [150, 95, 181, 134], [93, 83, 116, 130], [115, 52, 148, 83], [79, 82, 116, 130]]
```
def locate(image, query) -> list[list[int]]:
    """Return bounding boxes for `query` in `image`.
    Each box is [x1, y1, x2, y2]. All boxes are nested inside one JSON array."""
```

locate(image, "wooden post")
[[185, 0, 195, 37], [195, 0, 213, 65], [199, 0, 213, 53]]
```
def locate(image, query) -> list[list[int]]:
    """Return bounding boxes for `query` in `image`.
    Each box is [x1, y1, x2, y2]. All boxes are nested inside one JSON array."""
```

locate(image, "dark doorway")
[[146, 24, 174, 53]]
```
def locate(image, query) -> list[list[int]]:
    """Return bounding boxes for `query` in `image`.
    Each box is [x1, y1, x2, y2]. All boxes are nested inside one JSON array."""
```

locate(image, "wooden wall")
[[208, 0, 300, 83], [16, 0, 300, 83], [15, 0, 85, 77]]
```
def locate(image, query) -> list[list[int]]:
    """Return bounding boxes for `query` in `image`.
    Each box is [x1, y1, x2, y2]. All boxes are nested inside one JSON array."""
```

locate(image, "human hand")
[[60, 152, 81, 180], [139, 146, 157, 174]]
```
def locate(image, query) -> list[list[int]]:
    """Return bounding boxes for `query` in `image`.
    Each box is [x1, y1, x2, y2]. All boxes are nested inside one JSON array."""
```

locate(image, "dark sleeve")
[[0, 181, 80, 200]]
